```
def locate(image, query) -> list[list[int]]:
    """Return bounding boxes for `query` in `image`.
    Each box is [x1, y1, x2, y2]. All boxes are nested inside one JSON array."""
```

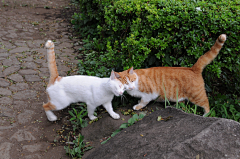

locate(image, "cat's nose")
[[119, 91, 123, 95]]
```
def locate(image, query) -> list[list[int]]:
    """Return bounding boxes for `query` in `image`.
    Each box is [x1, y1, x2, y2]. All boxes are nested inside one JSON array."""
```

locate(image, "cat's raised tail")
[[191, 34, 227, 74], [45, 40, 59, 86]]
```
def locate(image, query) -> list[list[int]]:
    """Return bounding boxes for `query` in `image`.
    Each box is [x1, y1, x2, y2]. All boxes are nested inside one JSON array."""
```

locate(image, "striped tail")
[[45, 40, 59, 86], [191, 34, 227, 74]]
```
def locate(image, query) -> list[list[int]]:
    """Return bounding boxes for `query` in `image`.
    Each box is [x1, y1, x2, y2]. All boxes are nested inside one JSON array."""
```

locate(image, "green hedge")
[[72, 0, 240, 93]]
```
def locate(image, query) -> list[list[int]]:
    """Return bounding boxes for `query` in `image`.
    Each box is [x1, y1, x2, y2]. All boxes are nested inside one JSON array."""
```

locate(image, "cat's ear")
[[110, 70, 120, 80], [114, 72, 121, 79], [128, 66, 134, 74]]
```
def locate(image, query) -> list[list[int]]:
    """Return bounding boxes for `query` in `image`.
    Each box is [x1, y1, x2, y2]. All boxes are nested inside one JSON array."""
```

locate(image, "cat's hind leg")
[[189, 92, 210, 116], [102, 101, 120, 119], [43, 102, 57, 121]]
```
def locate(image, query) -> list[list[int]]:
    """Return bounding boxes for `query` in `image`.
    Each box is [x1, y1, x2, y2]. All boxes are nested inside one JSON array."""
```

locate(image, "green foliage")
[[72, 0, 240, 121], [101, 113, 145, 144], [208, 93, 240, 122], [64, 133, 92, 158], [73, 0, 240, 93], [69, 108, 88, 131]]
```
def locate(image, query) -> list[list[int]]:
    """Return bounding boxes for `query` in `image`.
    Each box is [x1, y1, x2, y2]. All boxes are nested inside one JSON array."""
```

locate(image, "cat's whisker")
[[121, 94, 127, 103]]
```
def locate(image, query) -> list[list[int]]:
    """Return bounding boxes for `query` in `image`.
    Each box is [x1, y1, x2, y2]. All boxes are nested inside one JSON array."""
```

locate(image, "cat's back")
[[136, 67, 196, 79], [47, 75, 108, 90], [135, 67, 203, 92], [60, 75, 108, 86]]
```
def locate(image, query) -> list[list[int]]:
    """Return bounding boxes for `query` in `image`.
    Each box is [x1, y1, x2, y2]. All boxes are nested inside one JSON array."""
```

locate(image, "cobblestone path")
[[0, 0, 81, 158]]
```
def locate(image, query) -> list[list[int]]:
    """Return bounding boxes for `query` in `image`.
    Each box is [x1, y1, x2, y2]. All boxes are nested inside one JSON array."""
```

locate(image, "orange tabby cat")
[[115, 34, 227, 115]]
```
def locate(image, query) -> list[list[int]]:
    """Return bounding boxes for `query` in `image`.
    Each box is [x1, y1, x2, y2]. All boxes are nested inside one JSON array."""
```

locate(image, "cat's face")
[[109, 71, 125, 96], [115, 67, 137, 91]]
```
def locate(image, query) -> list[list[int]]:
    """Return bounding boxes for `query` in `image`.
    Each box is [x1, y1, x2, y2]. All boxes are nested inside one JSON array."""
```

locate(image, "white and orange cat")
[[116, 34, 227, 115], [43, 40, 124, 121]]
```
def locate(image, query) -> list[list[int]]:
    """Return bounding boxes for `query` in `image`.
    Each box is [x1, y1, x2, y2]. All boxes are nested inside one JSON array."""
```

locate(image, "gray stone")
[[57, 42, 73, 49], [22, 56, 33, 62], [35, 59, 46, 64], [18, 110, 35, 124], [12, 101, 26, 109], [0, 88, 12, 96], [58, 71, 67, 76], [0, 72, 4, 78], [0, 142, 12, 159], [39, 68, 49, 74], [30, 48, 45, 54], [85, 107, 240, 159], [32, 40, 45, 47], [25, 154, 41, 159], [6, 33, 18, 39], [18, 69, 38, 75], [0, 97, 12, 105], [0, 106, 15, 117], [20, 34, 34, 40], [22, 62, 37, 69], [42, 62, 48, 68], [25, 75, 41, 82], [0, 49, 7, 53], [9, 83, 29, 91], [0, 78, 10, 87], [1, 41, 16, 50], [10, 129, 36, 141], [61, 49, 74, 55], [0, 132, 3, 142], [0, 53, 9, 57], [9, 47, 29, 54], [26, 41, 35, 48], [22, 143, 42, 153], [57, 64, 71, 72], [12, 90, 36, 100], [14, 42, 28, 47], [7, 74, 24, 82], [3, 65, 20, 76], [2, 58, 20, 66], [0, 57, 6, 61]]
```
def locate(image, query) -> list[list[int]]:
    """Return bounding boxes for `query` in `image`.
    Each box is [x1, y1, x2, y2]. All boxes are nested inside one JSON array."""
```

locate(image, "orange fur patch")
[[43, 92, 57, 111], [43, 102, 56, 111]]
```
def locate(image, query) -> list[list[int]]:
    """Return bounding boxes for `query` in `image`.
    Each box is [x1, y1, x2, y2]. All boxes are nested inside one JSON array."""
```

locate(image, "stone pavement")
[[0, 0, 81, 158]]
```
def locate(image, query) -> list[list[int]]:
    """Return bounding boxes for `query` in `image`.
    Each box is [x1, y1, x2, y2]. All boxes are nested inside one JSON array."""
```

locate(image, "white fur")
[[46, 73, 124, 121], [125, 71, 159, 110]]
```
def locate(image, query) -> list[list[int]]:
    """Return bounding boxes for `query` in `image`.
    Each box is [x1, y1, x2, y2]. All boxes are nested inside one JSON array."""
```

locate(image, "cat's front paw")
[[89, 116, 97, 121], [133, 104, 143, 110], [110, 113, 120, 119]]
